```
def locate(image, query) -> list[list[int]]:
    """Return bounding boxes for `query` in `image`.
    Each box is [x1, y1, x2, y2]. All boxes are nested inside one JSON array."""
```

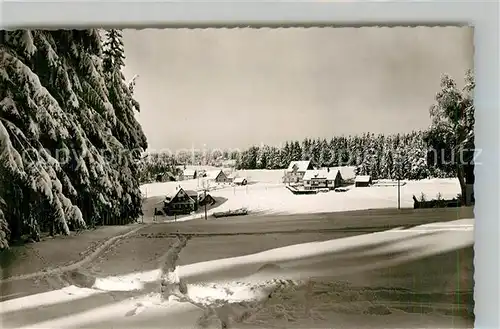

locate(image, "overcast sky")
[[122, 27, 473, 152]]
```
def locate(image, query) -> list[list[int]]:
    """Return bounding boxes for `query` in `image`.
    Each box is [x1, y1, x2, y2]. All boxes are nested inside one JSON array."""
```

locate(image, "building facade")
[[303, 169, 340, 190], [163, 187, 197, 216], [283, 160, 314, 184], [181, 169, 197, 180], [355, 175, 372, 187], [233, 177, 248, 186], [206, 169, 230, 183]]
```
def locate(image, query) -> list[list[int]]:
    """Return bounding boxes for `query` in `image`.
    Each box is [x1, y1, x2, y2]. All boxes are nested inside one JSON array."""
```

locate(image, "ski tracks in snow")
[[0, 225, 148, 284]]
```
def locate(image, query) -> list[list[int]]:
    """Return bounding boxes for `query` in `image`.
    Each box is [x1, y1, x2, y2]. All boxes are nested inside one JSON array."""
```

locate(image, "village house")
[[303, 169, 329, 190], [162, 186, 197, 216], [303, 168, 341, 190], [199, 193, 216, 207], [283, 160, 314, 184], [184, 189, 202, 210], [205, 169, 230, 183], [303, 166, 358, 190], [324, 166, 357, 185], [233, 177, 248, 186], [184, 189, 217, 207], [181, 168, 197, 180], [155, 172, 176, 183], [355, 175, 373, 187]]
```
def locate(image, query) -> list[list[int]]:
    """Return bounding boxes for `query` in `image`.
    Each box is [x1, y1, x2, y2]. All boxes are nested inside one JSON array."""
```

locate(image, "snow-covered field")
[[140, 170, 462, 219], [1, 218, 474, 329], [234, 169, 286, 183]]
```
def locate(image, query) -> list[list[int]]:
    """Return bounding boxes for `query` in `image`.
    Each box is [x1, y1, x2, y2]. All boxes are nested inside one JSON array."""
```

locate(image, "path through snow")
[[0, 218, 473, 329]]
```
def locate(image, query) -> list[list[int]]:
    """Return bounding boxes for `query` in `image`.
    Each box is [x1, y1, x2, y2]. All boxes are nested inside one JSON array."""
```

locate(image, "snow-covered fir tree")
[[256, 146, 268, 169], [424, 71, 475, 205], [280, 142, 292, 168], [291, 141, 302, 162], [0, 29, 147, 248], [268, 146, 282, 169], [102, 29, 125, 72]]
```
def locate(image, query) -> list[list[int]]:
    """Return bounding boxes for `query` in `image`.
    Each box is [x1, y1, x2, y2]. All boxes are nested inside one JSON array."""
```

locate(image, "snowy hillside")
[[0, 217, 473, 329]]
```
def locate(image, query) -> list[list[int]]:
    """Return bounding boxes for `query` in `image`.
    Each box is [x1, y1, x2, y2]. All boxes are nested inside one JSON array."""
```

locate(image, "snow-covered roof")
[[326, 170, 340, 180], [303, 168, 351, 181], [233, 177, 247, 183], [286, 161, 311, 173], [164, 186, 200, 204], [303, 169, 328, 181], [355, 175, 372, 183], [183, 168, 197, 176], [184, 189, 201, 197], [329, 166, 357, 181], [205, 169, 224, 180], [164, 185, 185, 199]]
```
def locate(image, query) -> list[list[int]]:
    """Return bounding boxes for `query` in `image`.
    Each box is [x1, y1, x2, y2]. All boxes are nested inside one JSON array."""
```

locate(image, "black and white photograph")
[[1, 27, 474, 328]]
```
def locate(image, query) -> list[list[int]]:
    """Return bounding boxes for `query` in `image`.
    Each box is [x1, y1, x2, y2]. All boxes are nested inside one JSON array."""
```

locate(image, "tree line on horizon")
[[140, 130, 454, 181], [234, 131, 440, 180]]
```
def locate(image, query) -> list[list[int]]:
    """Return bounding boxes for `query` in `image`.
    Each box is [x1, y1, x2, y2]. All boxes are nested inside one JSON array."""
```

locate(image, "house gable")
[[167, 188, 195, 205], [206, 169, 227, 181], [216, 170, 227, 181], [287, 161, 312, 173]]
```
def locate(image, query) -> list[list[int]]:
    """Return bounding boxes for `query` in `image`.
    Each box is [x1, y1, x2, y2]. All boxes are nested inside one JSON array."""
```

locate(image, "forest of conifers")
[[0, 30, 147, 248]]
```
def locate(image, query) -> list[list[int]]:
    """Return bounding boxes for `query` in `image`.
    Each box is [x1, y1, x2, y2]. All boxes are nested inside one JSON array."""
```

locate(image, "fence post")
[[397, 178, 401, 210]]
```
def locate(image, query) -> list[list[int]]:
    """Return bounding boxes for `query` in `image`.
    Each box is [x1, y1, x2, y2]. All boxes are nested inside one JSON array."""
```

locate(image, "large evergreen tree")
[[0, 29, 147, 248], [424, 71, 475, 205], [102, 29, 147, 222]]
